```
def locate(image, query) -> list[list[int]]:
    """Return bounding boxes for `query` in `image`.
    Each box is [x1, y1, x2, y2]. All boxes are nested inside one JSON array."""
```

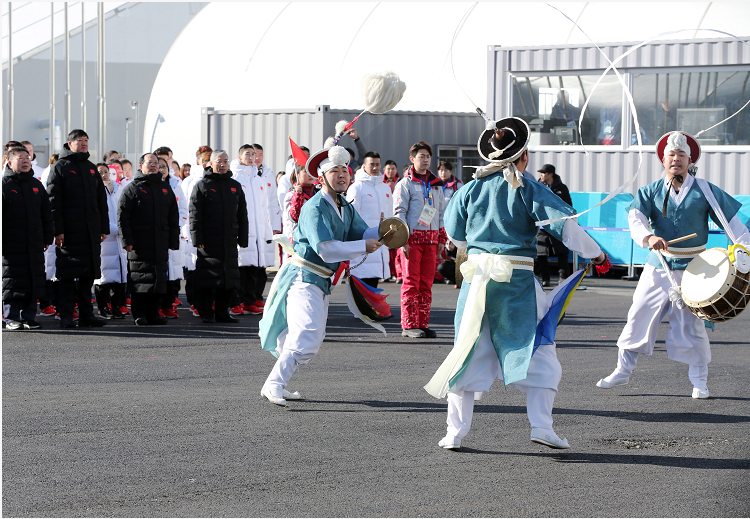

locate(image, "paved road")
[[3, 274, 749, 517]]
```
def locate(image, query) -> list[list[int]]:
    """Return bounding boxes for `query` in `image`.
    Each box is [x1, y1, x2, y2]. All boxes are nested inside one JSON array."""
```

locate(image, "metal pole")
[[101, 2, 106, 154], [64, 2, 70, 138], [125, 117, 131, 160], [50, 3, 56, 153], [96, 2, 103, 156], [131, 101, 139, 157], [81, 1, 86, 130], [8, 3, 14, 138]]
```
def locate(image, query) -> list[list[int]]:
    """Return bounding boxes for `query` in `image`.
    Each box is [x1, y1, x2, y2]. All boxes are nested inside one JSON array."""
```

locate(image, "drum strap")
[[660, 245, 706, 258], [694, 178, 739, 244]]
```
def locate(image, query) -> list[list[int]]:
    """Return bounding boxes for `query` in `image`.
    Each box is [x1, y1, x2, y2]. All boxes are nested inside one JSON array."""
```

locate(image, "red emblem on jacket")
[[140, 189, 148, 194], [210, 188, 216, 192], [231, 187, 236, 193], [163, 189, 168, 194], [90, 169, 96, 175], [33, 187, 39, 193]]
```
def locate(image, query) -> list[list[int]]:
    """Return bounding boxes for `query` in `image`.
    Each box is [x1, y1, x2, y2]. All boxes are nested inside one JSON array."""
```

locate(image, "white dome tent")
[[143, 2, 750, 165]]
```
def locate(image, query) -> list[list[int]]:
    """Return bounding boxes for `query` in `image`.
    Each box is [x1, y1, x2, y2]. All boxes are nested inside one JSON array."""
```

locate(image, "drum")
[[378, 217, 409, 250], [681, 247, 750, 323]]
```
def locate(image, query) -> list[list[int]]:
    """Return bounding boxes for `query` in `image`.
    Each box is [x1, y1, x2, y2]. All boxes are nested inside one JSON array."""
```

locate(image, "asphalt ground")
[[2, 272, 749, 517]]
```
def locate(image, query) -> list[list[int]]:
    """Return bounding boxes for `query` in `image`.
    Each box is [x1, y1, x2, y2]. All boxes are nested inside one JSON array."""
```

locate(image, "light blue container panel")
[[567, 192, 635, 265]]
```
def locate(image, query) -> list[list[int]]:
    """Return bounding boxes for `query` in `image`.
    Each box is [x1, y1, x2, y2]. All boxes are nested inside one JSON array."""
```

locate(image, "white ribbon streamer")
[[653, 249, 685, 309], [424, 254, 517, 398]]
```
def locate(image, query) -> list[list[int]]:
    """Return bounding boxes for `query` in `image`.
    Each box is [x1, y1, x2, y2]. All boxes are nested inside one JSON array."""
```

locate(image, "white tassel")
[[361, 71, 407, 115], [327, 146, 350, 166], [334, 120, 349, 137], [323, 136, 335, 149]]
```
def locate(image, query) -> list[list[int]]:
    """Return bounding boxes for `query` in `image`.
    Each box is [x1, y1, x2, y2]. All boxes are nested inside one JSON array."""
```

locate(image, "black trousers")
[[250, 266, 267, 302], [130, 292, 161, 321], [536, 255, 569, 282], [160, 280, 181, 310], [95, 283, 126, 311], [198, 287, 231, 319], [6, 298, 37, 322], [58, 276, 95, 320], [38, 280, 58, 308], [184, 269, 195, 306]]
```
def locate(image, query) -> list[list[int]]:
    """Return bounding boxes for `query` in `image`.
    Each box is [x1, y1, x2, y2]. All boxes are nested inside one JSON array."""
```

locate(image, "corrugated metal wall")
[[489, 37, 750, 195], [202, 106, 485, 174]]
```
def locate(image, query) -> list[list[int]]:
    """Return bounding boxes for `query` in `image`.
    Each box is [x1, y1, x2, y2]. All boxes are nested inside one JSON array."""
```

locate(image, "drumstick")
[[380, 224, 398, 241], [649, 233, 698, 250]]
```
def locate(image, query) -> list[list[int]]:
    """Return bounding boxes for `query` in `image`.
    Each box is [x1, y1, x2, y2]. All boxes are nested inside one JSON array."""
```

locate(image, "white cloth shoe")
[[530, 428, 570, 449], [261, 385, 287, 407], [282, 389, 302, 400], [438, 435, 461, 450], [692, 387, 709, 399], [596, 372, 630, 389]]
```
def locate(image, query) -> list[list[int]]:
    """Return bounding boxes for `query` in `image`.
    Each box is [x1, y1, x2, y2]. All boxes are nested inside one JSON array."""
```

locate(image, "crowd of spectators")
[[2, 127, 468, 337]]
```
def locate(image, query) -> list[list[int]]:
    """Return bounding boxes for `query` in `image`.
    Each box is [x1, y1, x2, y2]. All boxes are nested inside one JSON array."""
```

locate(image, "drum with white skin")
[[681, 247, 750, 323]]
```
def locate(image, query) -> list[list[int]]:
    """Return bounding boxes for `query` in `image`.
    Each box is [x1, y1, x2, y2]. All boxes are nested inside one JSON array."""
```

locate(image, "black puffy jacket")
[[537, 174, 573, 257], [46, 145, 109, 279], [2, 166, 54, 301], [189, 169, 249, 290], [117, 171, 180, 294]]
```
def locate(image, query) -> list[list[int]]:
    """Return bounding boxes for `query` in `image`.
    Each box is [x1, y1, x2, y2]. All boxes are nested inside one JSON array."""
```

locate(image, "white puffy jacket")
[[95, 182, 128, 285], [346, 172, 393, 279], [168, 183, 188, 280], [233, 164, 274, 267], [180, 167, 205, 270]]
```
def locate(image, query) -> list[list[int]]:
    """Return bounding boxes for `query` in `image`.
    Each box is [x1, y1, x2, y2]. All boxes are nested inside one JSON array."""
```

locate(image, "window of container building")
[[437, 146, 483, 184], [511, 74, 624, 146], [631, 69, 750, 146]]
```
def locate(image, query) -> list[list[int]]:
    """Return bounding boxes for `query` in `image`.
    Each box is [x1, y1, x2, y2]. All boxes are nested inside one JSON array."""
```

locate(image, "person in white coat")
[[22, 141, 45, 182], [346, 151, 393, 288], [93, 163, 128, 319], [39, 153, 60, 316], [180, 146, 212, 314], [157, 157, 188, 318], [232, 146, 274, 315]]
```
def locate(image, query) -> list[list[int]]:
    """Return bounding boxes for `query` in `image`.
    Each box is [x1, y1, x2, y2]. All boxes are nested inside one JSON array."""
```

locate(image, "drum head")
[[378, 217, 410, 250], [682, 248, 731, 306]]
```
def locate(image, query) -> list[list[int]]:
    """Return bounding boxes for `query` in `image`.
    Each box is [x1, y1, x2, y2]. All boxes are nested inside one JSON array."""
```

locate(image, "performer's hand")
[[593, 251, 606, 265], [401, 244, 409, 259], [54, 234, 64, 247], [647, 235, 668, 251], [349, 128, 358, 140], [365, 238, 382, 253], [294, 184, 303, 194], [437, 243, 445, 256], [124, 245, 133, 252]]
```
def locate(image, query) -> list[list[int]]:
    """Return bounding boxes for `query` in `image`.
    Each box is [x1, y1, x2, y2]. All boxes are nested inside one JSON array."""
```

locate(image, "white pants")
[[446, 282, 562, 439], [617, 264, 710, 366], [613, 349, 709, 391], [264, 272, 329, 392]]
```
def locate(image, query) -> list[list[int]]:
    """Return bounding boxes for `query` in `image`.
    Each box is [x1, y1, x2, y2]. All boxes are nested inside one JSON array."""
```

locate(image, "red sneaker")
[[254, 299, 265, 308], [243, 303, 263, 315], [229, 305, 245, 316], [158, 309, 165, 318], [162, 308, 179, 319], [40, 305, 56, 316], [174, 297, 183, 306], [126, 298, 131, 306], [119, 306, 131, 315], [190, 305, 200, 317]]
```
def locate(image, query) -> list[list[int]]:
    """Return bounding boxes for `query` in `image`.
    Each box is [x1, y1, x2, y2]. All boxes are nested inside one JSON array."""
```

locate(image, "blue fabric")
[[259, 192, 369, 356], [628, 179, 742, 271], [292, 192, 369, 295], [534, 268, 588, 349], [446, 174, 576, 386]]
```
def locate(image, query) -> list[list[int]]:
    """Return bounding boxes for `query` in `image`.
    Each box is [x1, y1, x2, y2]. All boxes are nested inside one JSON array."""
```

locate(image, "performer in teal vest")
[[259, 145, 383, 407], [597, 131, 750, 399], [424, 117, 607, 450]]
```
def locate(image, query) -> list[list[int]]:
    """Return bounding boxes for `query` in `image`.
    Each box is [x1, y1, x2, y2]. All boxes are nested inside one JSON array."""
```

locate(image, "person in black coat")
[[190, 150, 249, 323], [118, 153, 180, 325], [46, 129, 109, 328], [2, 146, 54, 330], [535, 164, 573, 287]]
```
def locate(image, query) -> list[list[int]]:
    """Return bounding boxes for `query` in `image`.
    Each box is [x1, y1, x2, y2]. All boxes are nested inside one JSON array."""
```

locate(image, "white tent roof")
[[143, 1, 750, 164]]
